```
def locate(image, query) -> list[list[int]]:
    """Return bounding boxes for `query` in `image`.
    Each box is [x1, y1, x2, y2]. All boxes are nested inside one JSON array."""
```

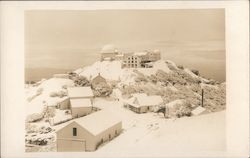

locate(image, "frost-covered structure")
[[124, 93, 164, 113], [122, 50, 161, 68], [56, 110, 122, 152], [67, 87, 94, 118]]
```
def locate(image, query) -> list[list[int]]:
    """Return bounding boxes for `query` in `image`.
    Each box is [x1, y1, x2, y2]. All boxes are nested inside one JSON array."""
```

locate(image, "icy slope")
[[96, 110, 226, 156], [26, 78, 74, 115]]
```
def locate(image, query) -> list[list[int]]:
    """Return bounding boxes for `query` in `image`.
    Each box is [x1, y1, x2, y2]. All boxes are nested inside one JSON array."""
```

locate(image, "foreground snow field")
[[93, 99, 226, 155]]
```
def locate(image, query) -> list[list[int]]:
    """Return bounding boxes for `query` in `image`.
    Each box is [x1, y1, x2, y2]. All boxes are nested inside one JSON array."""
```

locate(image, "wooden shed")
[[56, 110, 122, 152]]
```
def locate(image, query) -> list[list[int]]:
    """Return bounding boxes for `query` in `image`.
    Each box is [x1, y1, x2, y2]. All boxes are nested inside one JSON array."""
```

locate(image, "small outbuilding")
[[67, 87, 95, 118], [91, 73, 107, 88], [56, 110, 122, 152], [57, 97, 70, 110], [125, 93, 163, 113], [70, 98, 92, 118]]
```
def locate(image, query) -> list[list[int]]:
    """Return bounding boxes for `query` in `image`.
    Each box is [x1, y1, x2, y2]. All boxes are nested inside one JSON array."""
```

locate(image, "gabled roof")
[[126, 93, 163, 107], [70, 98, 92, 108], [67, 87, 94, 98], [74, 110, 121, 136], [136, 95, 163, 106], [91, 73, 106, 83], [56, 110, 122, 136]]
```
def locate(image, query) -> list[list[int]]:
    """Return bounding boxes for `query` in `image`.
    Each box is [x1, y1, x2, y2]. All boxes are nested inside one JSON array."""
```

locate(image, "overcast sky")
[[25, 9, 225, 81]]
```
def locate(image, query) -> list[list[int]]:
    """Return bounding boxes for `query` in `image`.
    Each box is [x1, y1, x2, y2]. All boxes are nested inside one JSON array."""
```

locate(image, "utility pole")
[[201, 89, 204, 107]]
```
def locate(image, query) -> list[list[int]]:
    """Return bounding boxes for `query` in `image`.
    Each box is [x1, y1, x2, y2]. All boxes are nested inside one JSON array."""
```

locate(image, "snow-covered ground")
[[89, 97, 225, 155], [26, 78, 74, 115], [25, 59, 226, 154]]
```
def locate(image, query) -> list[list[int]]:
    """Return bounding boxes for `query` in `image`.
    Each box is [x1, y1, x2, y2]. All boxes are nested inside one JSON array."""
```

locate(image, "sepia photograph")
[[25, 9, 226, 153], [1, 1, 249, 158]]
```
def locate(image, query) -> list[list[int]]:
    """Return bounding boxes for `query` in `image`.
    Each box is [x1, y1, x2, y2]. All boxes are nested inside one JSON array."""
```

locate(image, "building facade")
[[67, 87, 95, 118], [56, 110, 122, 152], [122, 53, 142, 68], [122, 50, 161, 68], [124, 93, 163, 113]]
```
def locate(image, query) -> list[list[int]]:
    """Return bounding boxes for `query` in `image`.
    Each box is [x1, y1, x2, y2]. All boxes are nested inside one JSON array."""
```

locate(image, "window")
[[73, 127, 77, 136]]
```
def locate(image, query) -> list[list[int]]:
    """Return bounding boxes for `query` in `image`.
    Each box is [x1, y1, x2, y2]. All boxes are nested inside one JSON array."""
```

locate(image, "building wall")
[[59, 98, 70, 110], [122, 54, 142, 68], [129, 105, 155, 113], [71, 107, 92, 118], [57, 121, 122, 152], [56, 122, 96, 151], [122, 52, 161, 68], [94, 122, 122, 150]]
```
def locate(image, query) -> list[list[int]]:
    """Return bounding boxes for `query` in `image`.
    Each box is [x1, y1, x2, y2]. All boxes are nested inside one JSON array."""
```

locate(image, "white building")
[[122, 50, 161, 68], [125, 93, 163, 113], [67, 87, 94, 118], [70, 98, 92, 118], [56, 110, 122, 152], [122, 53, 142, 68]]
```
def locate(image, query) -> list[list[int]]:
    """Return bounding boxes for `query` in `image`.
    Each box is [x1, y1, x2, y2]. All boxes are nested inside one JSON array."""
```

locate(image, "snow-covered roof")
[[127, 94, 163, 107], [67, 87, 94, 98], [70, 98, 92, 108], [74, 110, 121, 136], [136, 95, 163, 106]]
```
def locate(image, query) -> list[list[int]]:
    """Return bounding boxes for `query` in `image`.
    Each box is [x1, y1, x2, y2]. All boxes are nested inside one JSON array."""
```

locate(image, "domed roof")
[[101, 44, 117, 53]]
